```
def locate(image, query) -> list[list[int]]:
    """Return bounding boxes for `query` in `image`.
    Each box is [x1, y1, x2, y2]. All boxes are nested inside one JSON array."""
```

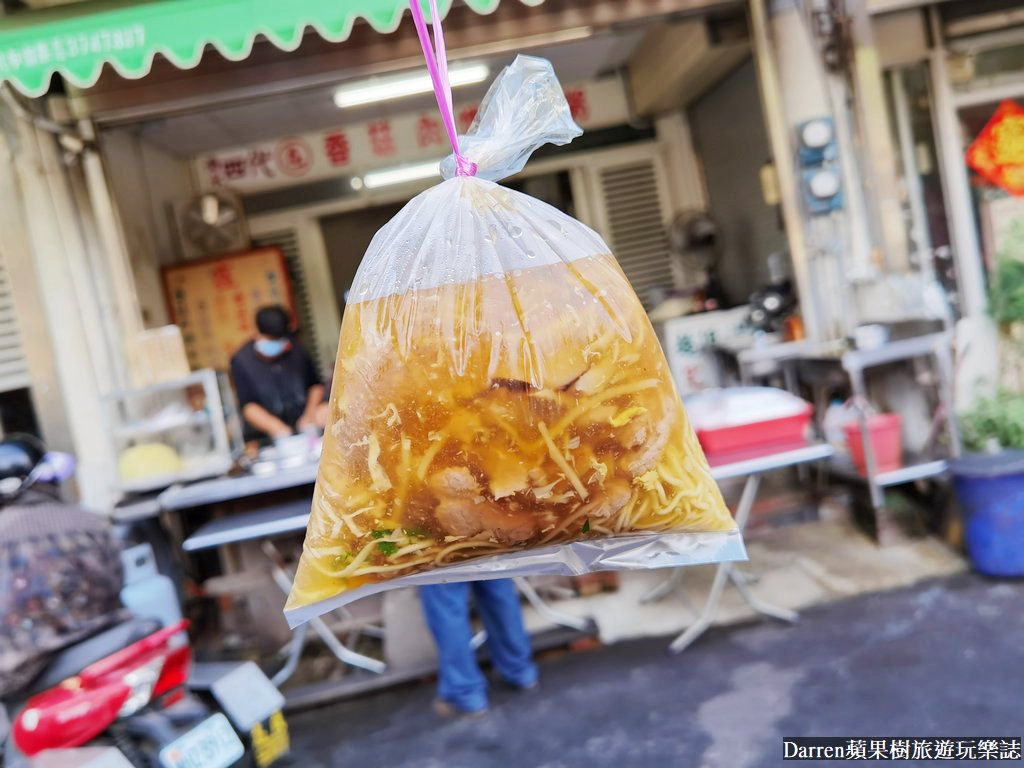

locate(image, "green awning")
[[0, 0, 532, 97]]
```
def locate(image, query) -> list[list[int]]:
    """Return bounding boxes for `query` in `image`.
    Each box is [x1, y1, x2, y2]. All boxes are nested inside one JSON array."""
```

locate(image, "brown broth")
[[288, 254, 731, 608]]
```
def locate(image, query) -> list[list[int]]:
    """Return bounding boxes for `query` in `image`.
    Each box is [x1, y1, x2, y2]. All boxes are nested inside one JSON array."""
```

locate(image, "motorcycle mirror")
[[34, 451, 76, 483]]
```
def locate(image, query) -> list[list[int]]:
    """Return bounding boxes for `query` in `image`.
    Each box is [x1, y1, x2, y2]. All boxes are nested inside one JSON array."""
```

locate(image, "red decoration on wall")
[[967, 100, 1024, 196]]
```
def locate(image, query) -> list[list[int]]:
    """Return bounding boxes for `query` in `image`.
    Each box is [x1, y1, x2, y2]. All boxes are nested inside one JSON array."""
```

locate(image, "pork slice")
[[624, 409, 673, 477], [478, 503, 537, 544], [435, 499, 484, 537], [434, 498, 536, 543], [428, 467, 481, 498], [619, 418, 649, 449]]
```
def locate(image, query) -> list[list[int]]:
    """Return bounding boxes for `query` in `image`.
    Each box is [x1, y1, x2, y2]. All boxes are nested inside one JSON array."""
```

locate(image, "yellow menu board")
[[163, 247, 295, 371]]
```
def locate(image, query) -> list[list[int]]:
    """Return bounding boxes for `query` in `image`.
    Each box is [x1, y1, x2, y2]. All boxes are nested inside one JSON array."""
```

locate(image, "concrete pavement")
[[286, 573, 1023, 768]]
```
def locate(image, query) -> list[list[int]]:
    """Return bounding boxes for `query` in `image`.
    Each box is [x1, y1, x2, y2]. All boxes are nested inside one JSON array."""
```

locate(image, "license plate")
[[159, 713, 245, 768]]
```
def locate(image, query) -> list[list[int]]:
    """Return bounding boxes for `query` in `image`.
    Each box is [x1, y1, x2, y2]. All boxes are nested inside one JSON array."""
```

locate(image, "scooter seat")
[[28, 617, 163, 695]]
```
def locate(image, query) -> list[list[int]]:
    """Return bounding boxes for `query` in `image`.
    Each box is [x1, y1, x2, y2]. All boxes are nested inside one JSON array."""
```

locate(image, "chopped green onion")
[[582, 518, 590, 533], [371, 529, 393, 539], [377, 541, 398, 556]]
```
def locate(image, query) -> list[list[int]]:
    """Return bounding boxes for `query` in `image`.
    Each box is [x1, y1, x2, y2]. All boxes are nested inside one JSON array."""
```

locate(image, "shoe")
[[497, 677, 539, 693], [432, 698, 489, 719]]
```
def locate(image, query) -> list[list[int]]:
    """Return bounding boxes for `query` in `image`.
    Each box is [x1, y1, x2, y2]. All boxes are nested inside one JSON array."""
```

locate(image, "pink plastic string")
[[408, 0, 477, 177]]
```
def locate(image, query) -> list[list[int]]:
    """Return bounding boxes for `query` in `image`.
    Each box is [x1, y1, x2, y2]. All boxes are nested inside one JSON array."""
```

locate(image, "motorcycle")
[[0, 446, 290, 768], [4, 619, 218, 766]]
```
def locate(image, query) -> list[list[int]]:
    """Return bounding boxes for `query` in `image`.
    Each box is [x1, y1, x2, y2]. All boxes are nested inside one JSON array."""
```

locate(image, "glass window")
[[950, 40, 1024, 93]]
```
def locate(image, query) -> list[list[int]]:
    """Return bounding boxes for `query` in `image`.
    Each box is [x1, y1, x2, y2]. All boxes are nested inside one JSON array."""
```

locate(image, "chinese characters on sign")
[[193, 77, 629, 193], [206, 151, 275, 186], [659, 307, 752, 395], [163, 248, 294, 372], [324, 132, 351, 167], [367, 120, 396, 157], [564, 88, 589, 122], [966, 100, 1024, 196], [416, 116, 445, 148], [457, 106, 479, 134]]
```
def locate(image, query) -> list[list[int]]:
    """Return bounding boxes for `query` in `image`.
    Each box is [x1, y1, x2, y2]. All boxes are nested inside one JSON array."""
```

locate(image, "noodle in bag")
[[286, 5, 739, 624]]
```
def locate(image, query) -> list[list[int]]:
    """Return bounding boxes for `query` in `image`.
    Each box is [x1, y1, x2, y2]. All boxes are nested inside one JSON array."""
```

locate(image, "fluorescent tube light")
[[334, 63, 490, 108], [361, 160, 442, 189]]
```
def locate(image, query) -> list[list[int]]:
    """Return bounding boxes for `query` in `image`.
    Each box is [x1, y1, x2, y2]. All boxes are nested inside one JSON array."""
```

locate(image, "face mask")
[[255, 338, 288, 358]]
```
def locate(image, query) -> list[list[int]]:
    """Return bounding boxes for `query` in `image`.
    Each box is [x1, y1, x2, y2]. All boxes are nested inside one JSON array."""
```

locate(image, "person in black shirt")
[[230, 305, 326, 441]]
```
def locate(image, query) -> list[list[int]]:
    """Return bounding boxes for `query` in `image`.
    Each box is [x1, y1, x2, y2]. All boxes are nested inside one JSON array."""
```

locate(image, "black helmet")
[[0, 434, 45, 495]]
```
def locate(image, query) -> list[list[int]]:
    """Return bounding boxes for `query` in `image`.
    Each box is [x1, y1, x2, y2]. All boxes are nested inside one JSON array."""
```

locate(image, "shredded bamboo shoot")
[[287, 254, 732, 610]]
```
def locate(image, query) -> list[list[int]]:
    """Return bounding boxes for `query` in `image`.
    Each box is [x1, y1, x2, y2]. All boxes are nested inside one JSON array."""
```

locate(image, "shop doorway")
[[318, 170, 577, 313], [320, 202, 405, 312], [688, 58, 787, 308], [506, 171, 576, 219]]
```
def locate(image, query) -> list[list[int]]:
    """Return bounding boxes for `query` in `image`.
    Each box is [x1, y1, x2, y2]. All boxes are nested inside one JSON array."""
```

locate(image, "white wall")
[[100, 128, 196, 328], [6, 117, 122, 510]]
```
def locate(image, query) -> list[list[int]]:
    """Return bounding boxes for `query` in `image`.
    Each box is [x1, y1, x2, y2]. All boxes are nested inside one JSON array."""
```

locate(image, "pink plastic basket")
[[844, 413, 902, 475]]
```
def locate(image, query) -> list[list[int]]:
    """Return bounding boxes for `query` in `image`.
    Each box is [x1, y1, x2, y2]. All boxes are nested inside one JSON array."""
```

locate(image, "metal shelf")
[[106, 370, 217, 399], [839, 331, 960, 513], [840, 332, 950, 372], [115, 410, 211, 440], [830, 454, 949, 488], [159, 461, 319, 510], [876, 459, 949, 487], [710, 443, 834, 482], [118, 456, 234, 495]]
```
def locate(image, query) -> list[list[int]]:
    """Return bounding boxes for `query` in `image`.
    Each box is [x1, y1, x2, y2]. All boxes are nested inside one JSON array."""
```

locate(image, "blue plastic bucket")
[[952, 451, 1024, 578]]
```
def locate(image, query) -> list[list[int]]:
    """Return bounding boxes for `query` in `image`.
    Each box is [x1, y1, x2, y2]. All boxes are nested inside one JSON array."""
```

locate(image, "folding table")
[[183, 501, 387, 685], [182, 501, 592, 688], [654, 443, 835, 653]]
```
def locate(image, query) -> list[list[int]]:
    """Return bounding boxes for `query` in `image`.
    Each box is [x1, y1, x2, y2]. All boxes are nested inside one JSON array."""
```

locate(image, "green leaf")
[[960, 391, 1024, 451], [377, 541, 398, 556], [990, 257, 1024, 326], [371, 529, 393, 539], [582, 518, 590, 533], [990, 216, 1024, 326]]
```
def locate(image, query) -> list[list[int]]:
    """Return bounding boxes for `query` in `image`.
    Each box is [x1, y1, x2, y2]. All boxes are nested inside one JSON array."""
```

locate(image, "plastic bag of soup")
[[285, 8, 741, 625]]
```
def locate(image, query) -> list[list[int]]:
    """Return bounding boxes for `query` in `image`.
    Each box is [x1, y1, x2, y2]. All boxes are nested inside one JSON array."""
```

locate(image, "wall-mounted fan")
[[176, 190, 250, 260]]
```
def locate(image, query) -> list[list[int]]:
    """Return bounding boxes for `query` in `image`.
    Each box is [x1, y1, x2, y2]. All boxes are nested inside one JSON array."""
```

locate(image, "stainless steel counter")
[[159, 462, 318, 511], [112, 460, 319, 521]]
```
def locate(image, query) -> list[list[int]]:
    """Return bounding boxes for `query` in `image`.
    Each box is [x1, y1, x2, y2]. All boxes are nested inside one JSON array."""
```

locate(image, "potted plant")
[[953, 237, 1024, 577]]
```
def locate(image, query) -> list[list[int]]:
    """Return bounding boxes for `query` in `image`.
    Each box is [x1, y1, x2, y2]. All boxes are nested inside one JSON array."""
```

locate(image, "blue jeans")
[[419, 579, 538, 712]]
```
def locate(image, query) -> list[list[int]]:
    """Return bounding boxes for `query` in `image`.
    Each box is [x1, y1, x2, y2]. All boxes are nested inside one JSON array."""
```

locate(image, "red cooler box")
[[685, 387, 813, 465]]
